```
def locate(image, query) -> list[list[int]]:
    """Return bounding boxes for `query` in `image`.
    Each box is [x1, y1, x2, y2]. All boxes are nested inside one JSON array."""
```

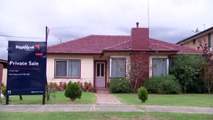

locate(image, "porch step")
[[96, 88, 110, 94]]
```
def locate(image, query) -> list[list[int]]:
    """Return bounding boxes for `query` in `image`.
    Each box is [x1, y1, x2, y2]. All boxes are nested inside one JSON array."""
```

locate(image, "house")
[[176, 26, 213, 51], [47, 23, 199, 88], [0, 59, 7, 86]]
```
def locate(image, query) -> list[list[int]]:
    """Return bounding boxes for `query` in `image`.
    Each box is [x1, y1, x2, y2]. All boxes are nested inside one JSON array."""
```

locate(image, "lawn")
[[114, 94, 213, 107], [0, 112, 212, 120], [0, 91, 96, 105]]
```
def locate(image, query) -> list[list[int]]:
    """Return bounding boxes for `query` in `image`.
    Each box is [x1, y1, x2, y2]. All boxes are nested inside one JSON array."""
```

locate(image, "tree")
[[111, 52, 149, 92], [199, 42, 213, 93], [170, 55, 204, 93], [128, 52, 149, 91], [201, 63, 213, 93]]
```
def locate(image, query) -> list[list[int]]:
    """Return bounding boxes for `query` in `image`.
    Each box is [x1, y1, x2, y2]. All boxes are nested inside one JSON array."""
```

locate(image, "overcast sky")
[[0, 0, 213, 59]]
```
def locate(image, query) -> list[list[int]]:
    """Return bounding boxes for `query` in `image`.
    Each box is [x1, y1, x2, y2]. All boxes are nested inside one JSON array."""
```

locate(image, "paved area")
[[1, 104, 213, 114], [0, 104, 139, 112], [96, 93, 122, 105]]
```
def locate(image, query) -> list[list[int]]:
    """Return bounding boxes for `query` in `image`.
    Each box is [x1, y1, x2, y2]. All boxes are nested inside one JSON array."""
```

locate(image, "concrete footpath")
[[1, 104, 213, 114], [0, 104, 139, 112], [142, 105, 213, 114], [1, 93, 213, 114]]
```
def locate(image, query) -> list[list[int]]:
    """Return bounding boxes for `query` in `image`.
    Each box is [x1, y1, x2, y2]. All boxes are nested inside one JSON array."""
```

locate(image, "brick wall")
[[130, 52, 150, 88]]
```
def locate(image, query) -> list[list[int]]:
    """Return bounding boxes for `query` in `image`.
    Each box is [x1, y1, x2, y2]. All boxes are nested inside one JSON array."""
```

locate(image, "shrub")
[[64, 82, 82, 101], [187, 75, 206, 93], [77, 81, 84, 90], [170, 54, 205, 93], [137, 86, 148, 102], [83, 81, 92, 92], [143, 75, 181, 94], [58, 82, 67, 90], [48, 82, 58, 91], [1, 84, 6, 97], [109, 78, 131, 93]]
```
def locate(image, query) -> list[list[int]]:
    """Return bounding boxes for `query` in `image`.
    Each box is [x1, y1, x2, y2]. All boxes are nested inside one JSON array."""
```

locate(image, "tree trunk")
[[184, 86, 187, 94], [134, 80, 138, 92], [208, 87, 211, 94]]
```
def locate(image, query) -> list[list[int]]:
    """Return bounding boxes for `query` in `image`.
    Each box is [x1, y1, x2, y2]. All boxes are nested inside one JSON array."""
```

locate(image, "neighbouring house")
[[47, 23, 199, 89], [0, 59, 7, 86], [176, 26, 213, 51]]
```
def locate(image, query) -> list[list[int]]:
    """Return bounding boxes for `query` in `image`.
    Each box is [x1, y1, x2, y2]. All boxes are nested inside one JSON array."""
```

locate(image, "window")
[[56, 60, 67, 77], [55, 59, 80, 78], [193, 39, 196, 44], [96, 62, 105, 77], [152, 58, 168, 77], [110, 58, 126, 77]]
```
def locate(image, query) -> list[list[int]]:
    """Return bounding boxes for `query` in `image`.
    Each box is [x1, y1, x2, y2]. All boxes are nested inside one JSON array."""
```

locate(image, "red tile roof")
[[150, 39, 201, 54], [48, 35, 200, 54]]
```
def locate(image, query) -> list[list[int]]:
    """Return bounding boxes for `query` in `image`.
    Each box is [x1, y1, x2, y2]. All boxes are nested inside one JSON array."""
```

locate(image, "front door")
[[95, 62, 106, 88]]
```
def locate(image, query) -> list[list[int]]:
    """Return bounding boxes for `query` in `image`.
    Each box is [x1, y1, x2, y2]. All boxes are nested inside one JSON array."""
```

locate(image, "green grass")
[[1, 91, 96, 105], [114, 94, 213, 107], [0, 112, 212, 120]]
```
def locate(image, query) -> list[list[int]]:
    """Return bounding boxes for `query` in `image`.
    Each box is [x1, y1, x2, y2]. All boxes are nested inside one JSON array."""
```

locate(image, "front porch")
[[93, 53, 130, 91]]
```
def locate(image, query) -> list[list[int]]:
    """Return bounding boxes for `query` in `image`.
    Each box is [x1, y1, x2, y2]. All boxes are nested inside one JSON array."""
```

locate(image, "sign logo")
[[35, 44, 40, 50], [15, 45, 35, 51], [15, 44, 41, 51]]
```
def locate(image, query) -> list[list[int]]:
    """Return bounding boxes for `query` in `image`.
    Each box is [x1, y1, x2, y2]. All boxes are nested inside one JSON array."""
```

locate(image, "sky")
[[0, 0, 213, 59]]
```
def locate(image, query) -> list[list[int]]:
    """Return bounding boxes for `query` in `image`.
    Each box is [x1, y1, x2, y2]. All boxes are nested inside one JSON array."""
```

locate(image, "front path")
[[96, 93, 121, 105]]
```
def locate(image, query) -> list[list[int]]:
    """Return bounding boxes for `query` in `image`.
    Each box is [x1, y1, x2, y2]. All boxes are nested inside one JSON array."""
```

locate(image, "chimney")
[[131, 22, 150, 50]]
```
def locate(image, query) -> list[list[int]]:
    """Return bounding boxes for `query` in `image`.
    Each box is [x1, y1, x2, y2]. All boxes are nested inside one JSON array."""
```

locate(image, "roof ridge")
[[150, 39, 177, 50], [48, 34, 200, 54], [48, 35, 131, 48], [104, 40, 130, 50], [92, 34, 129, 36], [48, 35, 96, 48]]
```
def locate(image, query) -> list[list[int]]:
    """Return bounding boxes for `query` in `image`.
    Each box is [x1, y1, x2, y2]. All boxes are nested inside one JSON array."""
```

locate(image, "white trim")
[[167, 58, 169, 74], [55, 59, 81, 78], [109, 57, 126, 77], [66, 60, 69, 77], [150, 56, 169, 77], [109, 58, 112, 77]]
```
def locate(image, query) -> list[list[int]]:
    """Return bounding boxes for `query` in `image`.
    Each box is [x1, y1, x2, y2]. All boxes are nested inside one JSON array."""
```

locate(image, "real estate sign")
[[7, 41, 47, 97]]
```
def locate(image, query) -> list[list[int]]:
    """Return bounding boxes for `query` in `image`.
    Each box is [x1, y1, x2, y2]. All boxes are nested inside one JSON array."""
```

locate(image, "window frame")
[[54, 59, 81, 79], [152, 58, 168, 77], [193, 39, 196, 44], [110, 57, 126, 78]]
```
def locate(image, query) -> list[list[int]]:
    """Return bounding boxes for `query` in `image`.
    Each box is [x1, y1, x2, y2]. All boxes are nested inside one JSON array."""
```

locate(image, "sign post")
[[0, 63, 3, 103], [6, 41, 47, 104]]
